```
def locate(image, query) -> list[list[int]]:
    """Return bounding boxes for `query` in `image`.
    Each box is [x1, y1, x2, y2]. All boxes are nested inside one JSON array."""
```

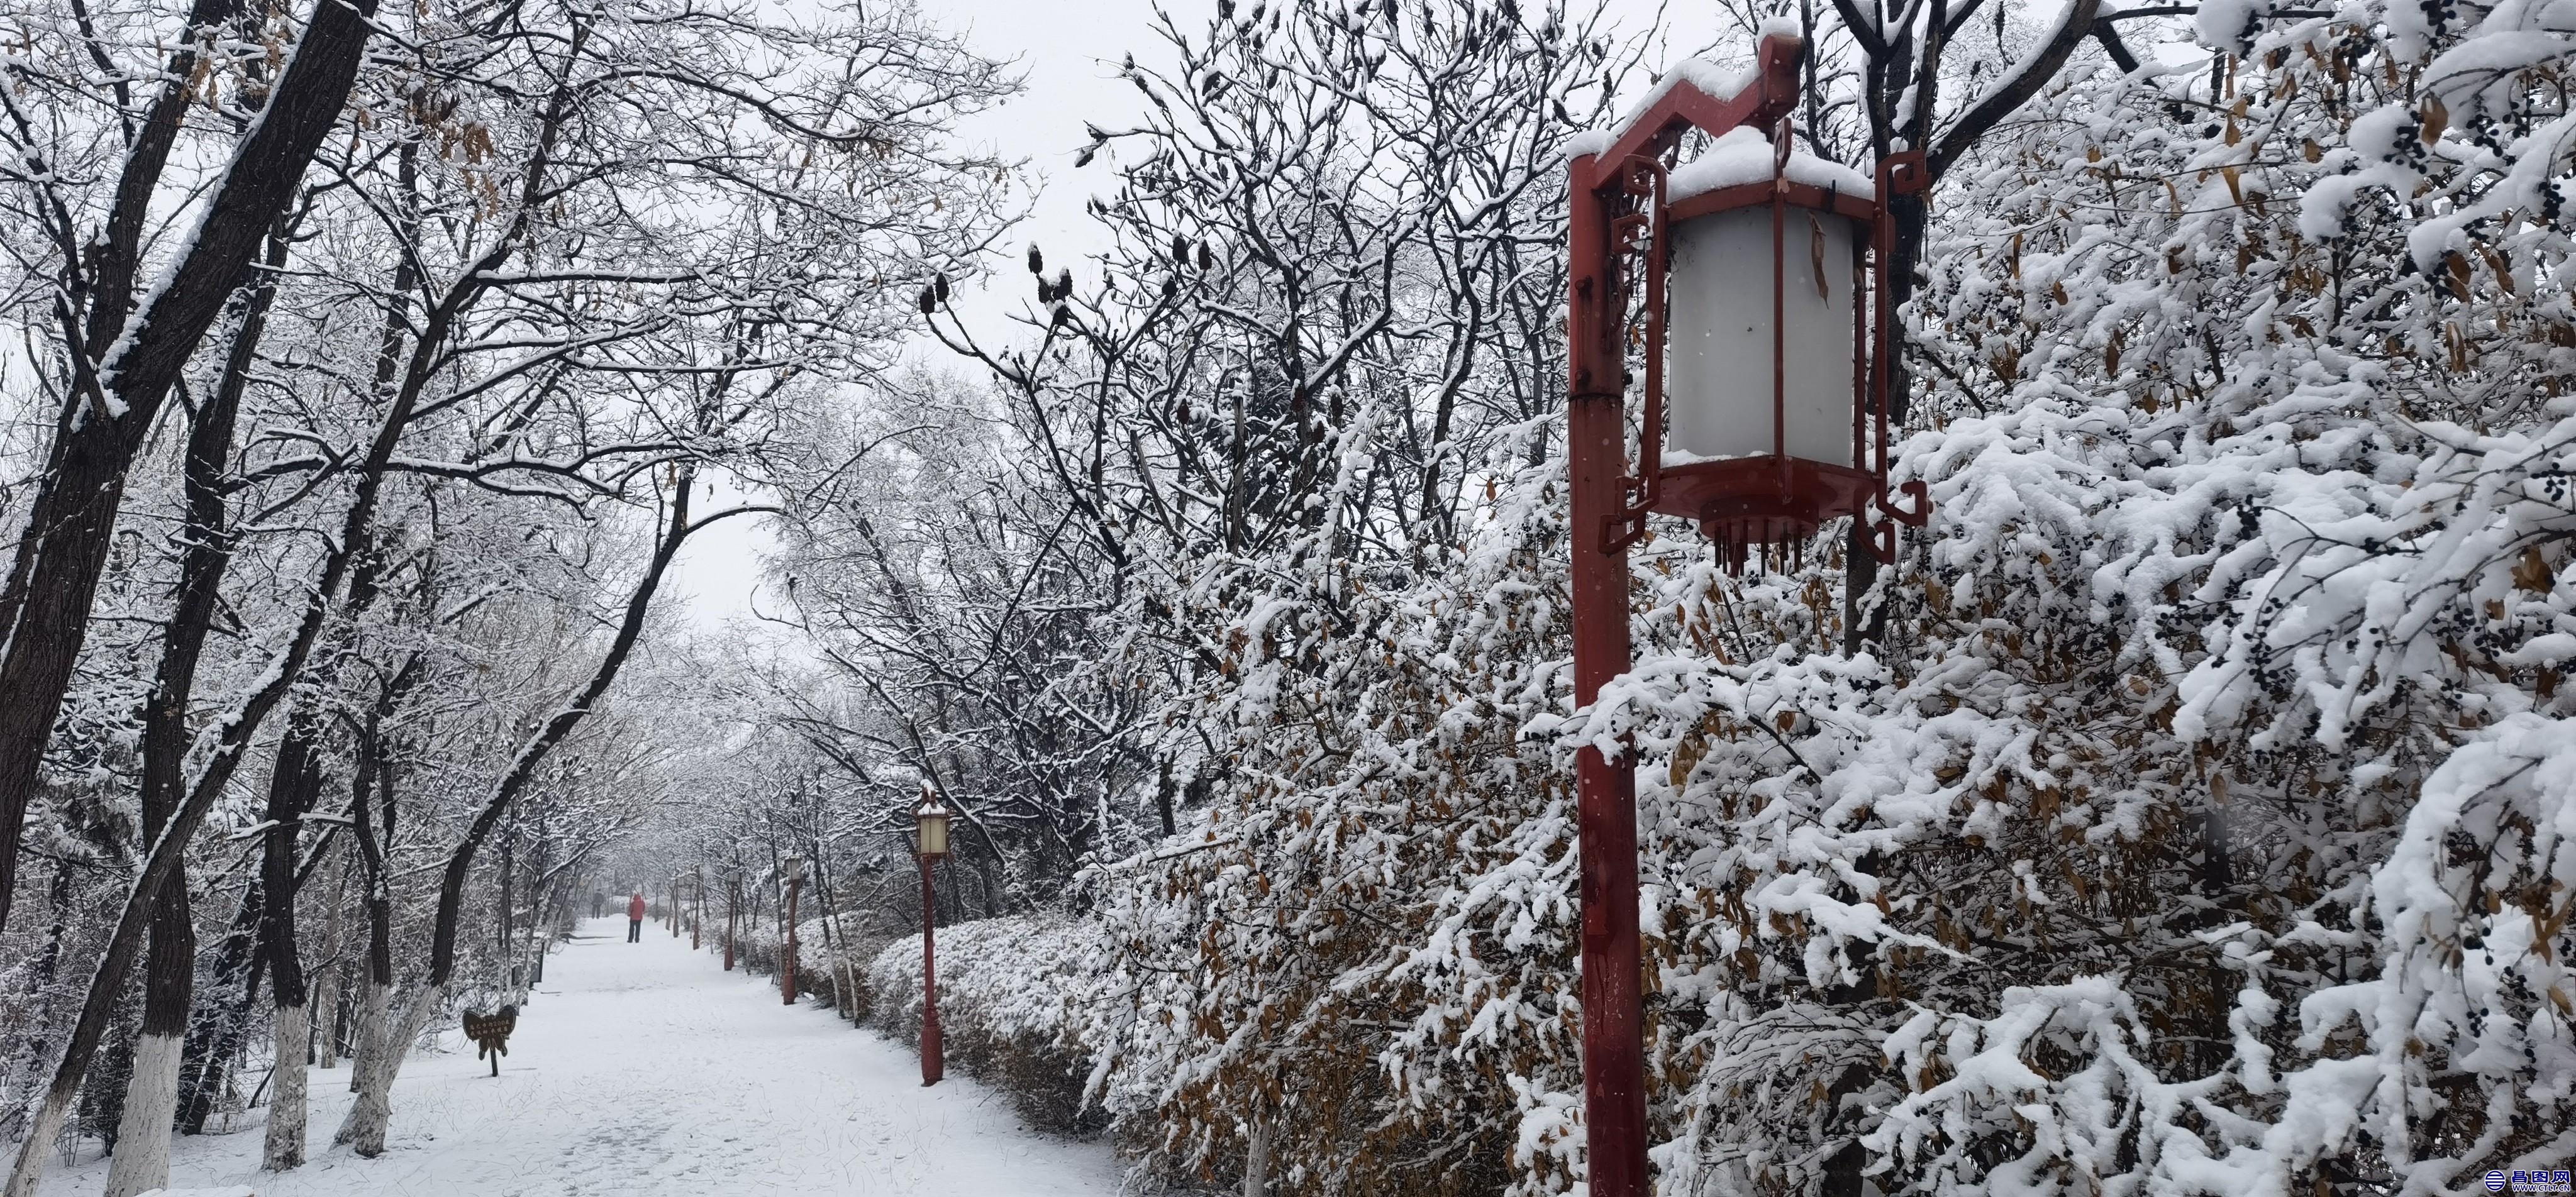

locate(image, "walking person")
[[627, 890, 646, 942]]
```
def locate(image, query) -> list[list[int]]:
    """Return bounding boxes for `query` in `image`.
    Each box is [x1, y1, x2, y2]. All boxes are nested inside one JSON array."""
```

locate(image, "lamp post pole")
[[782, 864, 803, 1005], [919, 854, 942, 1086], [914, 791, 950, 1086], [1564, 150, 1651, 1197], [723, 877, 736, 971], [691, 867, 702, 951]]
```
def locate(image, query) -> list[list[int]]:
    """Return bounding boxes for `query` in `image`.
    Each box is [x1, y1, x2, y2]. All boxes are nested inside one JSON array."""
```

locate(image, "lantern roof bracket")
[[1572, 30, 1804, 192]]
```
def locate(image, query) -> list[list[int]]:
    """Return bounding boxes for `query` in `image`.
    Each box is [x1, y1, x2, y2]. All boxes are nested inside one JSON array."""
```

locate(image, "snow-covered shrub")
[[867, 915, 1104, 1134], [1078, 435, 1582, 1194], [991, 0, 1646, 1187]]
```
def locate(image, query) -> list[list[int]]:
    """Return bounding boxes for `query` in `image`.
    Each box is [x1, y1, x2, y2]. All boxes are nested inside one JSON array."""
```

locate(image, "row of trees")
[[704, 0, 2576, 1194], [0, 0, 1012, 1190]]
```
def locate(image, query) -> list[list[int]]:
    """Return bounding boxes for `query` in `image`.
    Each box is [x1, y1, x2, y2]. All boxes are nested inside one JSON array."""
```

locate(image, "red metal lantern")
[[1579, 31, 1929, 572], [1560, 30, 1933, 1197]]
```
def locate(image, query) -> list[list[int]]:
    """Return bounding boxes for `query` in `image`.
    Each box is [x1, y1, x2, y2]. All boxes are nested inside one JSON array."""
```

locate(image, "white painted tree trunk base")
[[311, 968, 341, 1070], [1243, 1113, 1269, 1197], [264, 1001, 309, 1170], [1, 1089, 76, 1197], [101, 1030, 185, 1197], [337, 985, 439, 1157], [334, 981, 389, 1139]]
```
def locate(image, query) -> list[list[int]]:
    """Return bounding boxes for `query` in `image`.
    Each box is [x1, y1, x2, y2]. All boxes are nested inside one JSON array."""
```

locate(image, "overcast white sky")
[[666, 0, 1724, 631]]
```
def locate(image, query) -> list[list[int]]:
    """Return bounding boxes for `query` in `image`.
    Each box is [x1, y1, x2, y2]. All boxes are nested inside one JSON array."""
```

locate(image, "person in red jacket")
[[627, 891, 646, 942]]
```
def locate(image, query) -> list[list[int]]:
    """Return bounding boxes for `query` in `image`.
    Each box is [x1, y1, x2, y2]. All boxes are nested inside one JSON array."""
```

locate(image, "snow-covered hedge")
[[864, 915, 1105, 1135]]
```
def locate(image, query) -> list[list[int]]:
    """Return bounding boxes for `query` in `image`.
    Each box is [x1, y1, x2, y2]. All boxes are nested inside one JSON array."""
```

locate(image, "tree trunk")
[[260, 724, 318, 1169], [339, 685, 400, 1124], [99, 1029, 182, 1197], [100, 763, 199, 1197], [311, 848, 350, 1070], [498, 821, 516, 989], [170, 922, 262, 1140], [333, 978, 393, 1151], [1243, 1112, 1270, 1197], [262, 1003, 310, 1171], [335, 729, 395, 1137]]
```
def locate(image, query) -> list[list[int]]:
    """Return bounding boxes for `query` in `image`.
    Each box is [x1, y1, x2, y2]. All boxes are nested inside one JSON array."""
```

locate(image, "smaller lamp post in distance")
[[913, 790, 952, 1086], [723, 873, 737, 971], [780, 856, 808, 1005]]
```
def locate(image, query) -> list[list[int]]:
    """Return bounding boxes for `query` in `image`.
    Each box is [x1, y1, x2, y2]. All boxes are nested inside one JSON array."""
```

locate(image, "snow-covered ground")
[[38, 917, 1130, 1196]]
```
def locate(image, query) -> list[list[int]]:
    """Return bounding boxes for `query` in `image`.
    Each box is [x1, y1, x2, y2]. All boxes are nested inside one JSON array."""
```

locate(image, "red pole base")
[[783, 881, 802, 1004], [921, 856, 941, 1086]]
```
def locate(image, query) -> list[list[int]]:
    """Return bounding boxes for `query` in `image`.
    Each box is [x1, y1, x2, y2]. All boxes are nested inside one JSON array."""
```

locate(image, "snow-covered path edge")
[[34, 917, 1133, 1196]]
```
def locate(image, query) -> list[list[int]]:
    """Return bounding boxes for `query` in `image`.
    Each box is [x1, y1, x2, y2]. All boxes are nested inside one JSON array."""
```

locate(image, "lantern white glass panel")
[[1665, 206, 1857, 464], [916, 808, 949, 858]]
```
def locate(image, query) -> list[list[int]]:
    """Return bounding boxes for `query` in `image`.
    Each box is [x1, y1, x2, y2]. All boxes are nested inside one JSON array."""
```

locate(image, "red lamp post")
[[1563, 30, 1929, 1196], [780, 856, 808, 1005], [723, 875, 737, 971], [913, 792, 951, 1087]]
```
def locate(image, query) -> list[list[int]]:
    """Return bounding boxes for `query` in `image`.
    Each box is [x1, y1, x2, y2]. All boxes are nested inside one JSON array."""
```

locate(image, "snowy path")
[[37, 917, 1130, 1196]]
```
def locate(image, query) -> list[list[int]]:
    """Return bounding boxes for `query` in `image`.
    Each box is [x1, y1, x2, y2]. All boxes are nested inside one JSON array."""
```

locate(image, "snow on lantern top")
[[1667, 126, 1872, 205]]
